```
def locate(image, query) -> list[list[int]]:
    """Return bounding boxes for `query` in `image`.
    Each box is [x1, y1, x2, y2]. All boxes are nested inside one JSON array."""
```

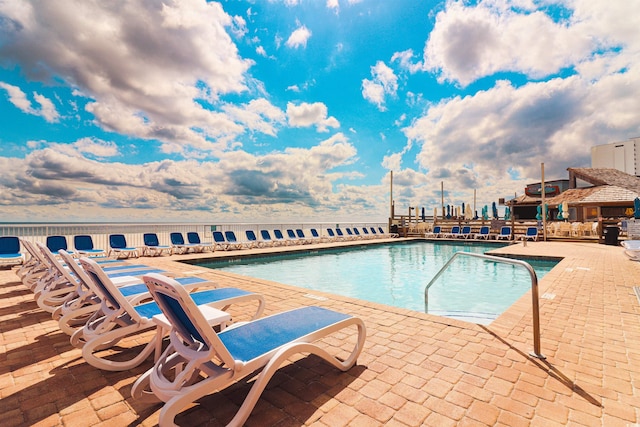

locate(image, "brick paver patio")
[[1, 239, 639, 426]]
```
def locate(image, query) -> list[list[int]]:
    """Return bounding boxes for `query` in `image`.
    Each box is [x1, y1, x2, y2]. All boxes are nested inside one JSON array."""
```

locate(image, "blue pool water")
[[197, 241, 559, 324]]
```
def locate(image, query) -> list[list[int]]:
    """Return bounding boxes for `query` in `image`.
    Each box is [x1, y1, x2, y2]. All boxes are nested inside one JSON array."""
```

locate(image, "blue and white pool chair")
[[244, 230, 261, 249], [56, 250, 212, 336], [325, 228, 339, 242], [74, 235, 106, 257], [0, 236, 24, 268], [131, 273, 366, 427], [46, 235, 74, 255], [171, 232, 203, 254], [285, 229, 300, 244], [443, 225, 461, 238], [33, 241, 168, 312], [380, 226, 399, 238], [296, 228, 313, 244], [496, 226, 512, 240], [108, 234, 139, 259], [71, 257, 265, 371], [224, 231, 246, 250], [259, 229, 276, 247], [273, 229, 289, 245], [335, 228, 349, 241], [309, 228, 326, 243], [424, 225, 441, 238], [142, 233, 172, 257], [459, 225, 472, 239], [187, 232, 213, 252], [523, 227, 539, 241], [473, 226, 491, 240]]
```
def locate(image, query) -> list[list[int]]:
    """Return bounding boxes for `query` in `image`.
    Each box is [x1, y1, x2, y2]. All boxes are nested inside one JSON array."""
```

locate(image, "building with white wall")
[[591, 137, 640, 176]]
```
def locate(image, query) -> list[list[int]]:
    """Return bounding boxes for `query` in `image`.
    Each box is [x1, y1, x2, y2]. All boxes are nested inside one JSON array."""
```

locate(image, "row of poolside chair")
[[205, 227, 396, 251], [425, 225, 540, 241], [1, 227, 397, 266], [13, 238, 366, 426]]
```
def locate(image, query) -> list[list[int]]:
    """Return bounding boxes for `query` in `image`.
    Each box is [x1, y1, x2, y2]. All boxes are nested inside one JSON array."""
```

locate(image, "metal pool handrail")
[[424, 251, 545, 359]]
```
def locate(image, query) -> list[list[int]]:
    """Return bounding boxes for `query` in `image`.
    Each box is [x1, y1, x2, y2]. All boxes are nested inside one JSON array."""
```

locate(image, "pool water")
[[198, 242, 558, 324]]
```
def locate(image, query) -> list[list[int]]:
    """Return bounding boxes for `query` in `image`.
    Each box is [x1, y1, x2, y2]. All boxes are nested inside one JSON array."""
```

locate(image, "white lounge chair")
[[187, 232, 213, 252], [0, 236, 24, 268], [131, 273, 366, 426], [73, 235, 106, 257], [496, 226, 512, 240], [108, 234, 139, 258], [171, 232, 204, 254], [71, 257, 264, 371], [142, 233, 172, 257], [473, 226, 491, 240], [56, 250, 215, 336]]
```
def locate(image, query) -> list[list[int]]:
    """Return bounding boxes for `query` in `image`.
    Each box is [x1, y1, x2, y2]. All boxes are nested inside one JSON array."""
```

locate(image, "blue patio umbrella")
[[474, 210, 479, 220], [536, 205, 542, 220], [482, 205, 489, 220], [492, 202, 498, 219], [635, 197, 640, 219], [446, 205, 451, 219], [462, 202, 465, 215], [557, 206, 564, 221], [504, 207, 511, 220], [421, 207, 425, 221]]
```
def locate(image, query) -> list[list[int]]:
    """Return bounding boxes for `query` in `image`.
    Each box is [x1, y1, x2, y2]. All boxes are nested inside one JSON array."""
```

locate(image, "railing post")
[[425, 251, 545, 359]]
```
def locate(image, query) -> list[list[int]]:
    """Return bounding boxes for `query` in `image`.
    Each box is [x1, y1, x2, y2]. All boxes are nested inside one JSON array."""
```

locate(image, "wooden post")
[[541, 163, 546, 241]]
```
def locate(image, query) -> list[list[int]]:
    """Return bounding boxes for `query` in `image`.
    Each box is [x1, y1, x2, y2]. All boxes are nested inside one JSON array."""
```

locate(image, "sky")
[[0, 0, 639, 224]]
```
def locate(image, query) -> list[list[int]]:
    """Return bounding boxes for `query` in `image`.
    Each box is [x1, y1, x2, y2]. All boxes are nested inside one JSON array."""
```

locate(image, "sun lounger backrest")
[[287, 229, 297, 239], [0, 236, 20, 255], [187, 232, 201, 244], [327, 228, 336, 237], [170, 232, 185, 245], [213, 231, 226, 243], [260, 230, 272, 240], [46, 235, 68, 252], [143, 273, 236, 366], [310, 229, 320, 238], [109, 234, 128, 249], [74, 235, 94, 251], [225, 231, 238, 242], [144, 233, 160, 246], [80, 257, 146, 323], [274, 230, 285, 239], [80, 258, 124, 311], [246, 230, 257, 241]]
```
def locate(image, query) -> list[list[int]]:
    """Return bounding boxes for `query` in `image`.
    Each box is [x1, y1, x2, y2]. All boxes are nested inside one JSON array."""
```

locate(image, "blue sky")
[[1, 0, 639, 223]]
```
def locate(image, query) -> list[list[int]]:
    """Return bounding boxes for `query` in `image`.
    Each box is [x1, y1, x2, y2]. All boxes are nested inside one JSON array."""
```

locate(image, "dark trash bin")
[[390, 224, 399, 234], [603, 225, 619, 246]]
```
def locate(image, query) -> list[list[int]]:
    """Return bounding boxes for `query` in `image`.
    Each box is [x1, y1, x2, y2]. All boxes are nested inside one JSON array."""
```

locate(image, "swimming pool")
[[197, 241, 559, 324]]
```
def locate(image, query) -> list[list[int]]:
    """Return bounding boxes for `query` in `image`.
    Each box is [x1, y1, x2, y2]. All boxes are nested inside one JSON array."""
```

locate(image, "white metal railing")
[[424, 251, 545, 359], [1, 221, 388, 251]]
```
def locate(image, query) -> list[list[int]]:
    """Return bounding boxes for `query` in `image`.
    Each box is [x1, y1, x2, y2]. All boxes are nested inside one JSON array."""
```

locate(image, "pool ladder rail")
[[424, 251, 545, 359]]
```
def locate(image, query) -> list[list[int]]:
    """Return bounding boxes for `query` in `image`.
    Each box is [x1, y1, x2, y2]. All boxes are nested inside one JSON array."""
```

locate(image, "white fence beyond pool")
[[0, 222, 388, 251]]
